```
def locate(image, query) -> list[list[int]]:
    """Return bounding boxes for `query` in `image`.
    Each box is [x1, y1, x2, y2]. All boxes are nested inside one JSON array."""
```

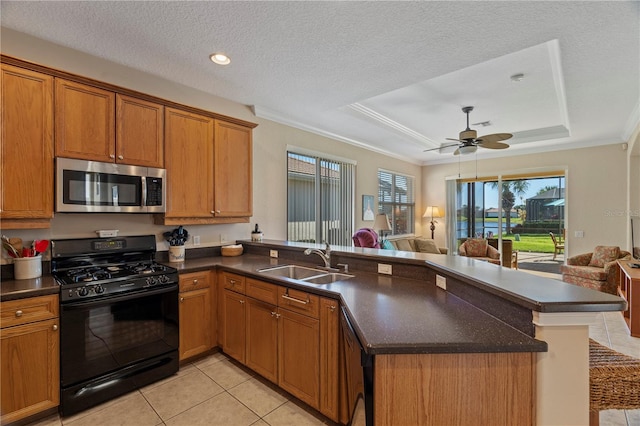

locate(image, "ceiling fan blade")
[[477, 141, 510, 150], [424, 142, 460, 153], [446, 138, 464, 142], [476, 133, 513, 144]]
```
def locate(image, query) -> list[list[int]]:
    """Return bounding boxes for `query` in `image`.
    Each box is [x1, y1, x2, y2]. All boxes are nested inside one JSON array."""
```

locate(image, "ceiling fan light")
[[458, 145, 478, 155]]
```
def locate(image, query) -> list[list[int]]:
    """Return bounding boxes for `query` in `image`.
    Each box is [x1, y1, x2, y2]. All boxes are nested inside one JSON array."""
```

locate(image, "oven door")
[[60, 285, 179, 389]]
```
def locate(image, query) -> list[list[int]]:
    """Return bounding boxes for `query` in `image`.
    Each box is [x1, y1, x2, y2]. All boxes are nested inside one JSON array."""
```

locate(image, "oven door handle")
[[62, 284, 178, 310]]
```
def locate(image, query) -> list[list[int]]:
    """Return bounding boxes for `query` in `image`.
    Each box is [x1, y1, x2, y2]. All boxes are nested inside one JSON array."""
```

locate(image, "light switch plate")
[[436, 274, 447, 290], [270, 250, 278, 258], [378, 263, 392, 275]]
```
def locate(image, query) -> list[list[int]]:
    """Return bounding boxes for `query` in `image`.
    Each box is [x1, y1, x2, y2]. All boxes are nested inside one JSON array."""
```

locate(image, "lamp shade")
[[423, 206, 442, 219], [373, 213, 391, 231]]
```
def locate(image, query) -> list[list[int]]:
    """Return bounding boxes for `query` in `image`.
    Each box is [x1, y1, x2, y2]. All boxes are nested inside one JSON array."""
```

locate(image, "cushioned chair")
[[561, 246, 631, 295], [458, 238, 501, 265], [352, 228, 380, 248]]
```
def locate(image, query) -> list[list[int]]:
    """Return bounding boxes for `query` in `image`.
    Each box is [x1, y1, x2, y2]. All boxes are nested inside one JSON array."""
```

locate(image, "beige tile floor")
[[27, 273, 640, 426]]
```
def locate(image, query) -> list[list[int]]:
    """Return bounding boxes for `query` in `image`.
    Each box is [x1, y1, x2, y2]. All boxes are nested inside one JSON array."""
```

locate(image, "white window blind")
[[378, 169, 415, 235], [287, 151, 354, 245]]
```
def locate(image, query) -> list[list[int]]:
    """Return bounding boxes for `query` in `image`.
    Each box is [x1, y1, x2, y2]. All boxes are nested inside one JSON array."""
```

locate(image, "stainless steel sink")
[[257, 265, 327, 280], [302, 272, 354, 284], [257, 265, 354, 284]]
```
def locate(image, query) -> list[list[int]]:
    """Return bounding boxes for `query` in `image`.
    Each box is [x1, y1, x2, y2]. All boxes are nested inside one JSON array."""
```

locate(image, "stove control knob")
[[158, 275, 170, 284], [146, 277, 158, 286], [94, 285, 105, 294], [78, 287, 89, 297]]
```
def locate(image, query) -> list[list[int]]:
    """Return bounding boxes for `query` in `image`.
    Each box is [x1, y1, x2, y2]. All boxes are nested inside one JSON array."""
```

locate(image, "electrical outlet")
[[575, 230, 584, 238], [270, 250, 278, 258], [220, 234, 228, 243], [193, 235, 201, 246], [377, 263, 392, 275], [436, 274, 447, 290]]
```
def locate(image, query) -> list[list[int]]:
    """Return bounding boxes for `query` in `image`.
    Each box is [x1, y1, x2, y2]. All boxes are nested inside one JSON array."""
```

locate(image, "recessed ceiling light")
[[510, 73, 525, 82], [209, 53, 231, 65]]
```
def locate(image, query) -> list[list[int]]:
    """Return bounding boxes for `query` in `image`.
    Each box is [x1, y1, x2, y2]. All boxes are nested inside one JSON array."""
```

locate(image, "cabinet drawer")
[[278, 287, 320, 319], [222, 272, 246, 294], [246, 278, 278, 305], [179, 271, 211, 292], [1, 294, 59, 328]]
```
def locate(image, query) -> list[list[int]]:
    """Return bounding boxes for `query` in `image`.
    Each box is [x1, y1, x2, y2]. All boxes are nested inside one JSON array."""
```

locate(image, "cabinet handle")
[[281, 294, 309, 305], [180, 297, 184, 302], [193, 279, 198, 285], [118, 155, 124, 160], [52, 324, 58, 331], [239, 300, 245, 304], [211, 211, 215, 215], [15, 310, 23, 317], [229, 280, 236, 286], [110, 154, 115, 159]]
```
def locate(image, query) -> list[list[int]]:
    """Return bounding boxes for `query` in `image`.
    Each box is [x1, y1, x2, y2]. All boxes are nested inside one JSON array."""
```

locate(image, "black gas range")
[[51, 235, 179, 417], [51, 235, 178, 303]]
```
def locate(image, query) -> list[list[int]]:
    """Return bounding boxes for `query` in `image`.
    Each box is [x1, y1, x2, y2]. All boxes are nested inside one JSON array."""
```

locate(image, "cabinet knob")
[[239, 300, 245, 305], [193, 279, 198, 284], [329, 305, 336, 312], [229, 280, 236, 286], [109, 154, 115, 159], [180, 297, 184, 302], [211, 211, 216, 215], [52, 324, 58, 331], [15, 310, 22, 317], [118, 155, 124, 160]]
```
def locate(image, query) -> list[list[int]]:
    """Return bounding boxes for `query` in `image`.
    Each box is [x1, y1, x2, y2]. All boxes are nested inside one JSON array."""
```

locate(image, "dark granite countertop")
[[1, 275, 59, 301]]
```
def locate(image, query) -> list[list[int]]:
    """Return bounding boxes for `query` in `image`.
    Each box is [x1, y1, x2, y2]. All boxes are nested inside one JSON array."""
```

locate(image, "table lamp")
[[373, 213, 392, 244], [423, 206, 442, 239]]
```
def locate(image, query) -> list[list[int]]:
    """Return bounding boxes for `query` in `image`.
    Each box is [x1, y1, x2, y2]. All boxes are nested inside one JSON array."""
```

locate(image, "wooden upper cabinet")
[[55, 78, 115, 162], [116, 94, 164, 167], [214, 120, 253, 217], [164, 107, 214, 219], [0, 65, 54, 227]]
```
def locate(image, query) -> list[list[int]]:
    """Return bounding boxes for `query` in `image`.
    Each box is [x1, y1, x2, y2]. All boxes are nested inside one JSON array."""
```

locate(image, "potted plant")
[[164, 226, 189, 262]]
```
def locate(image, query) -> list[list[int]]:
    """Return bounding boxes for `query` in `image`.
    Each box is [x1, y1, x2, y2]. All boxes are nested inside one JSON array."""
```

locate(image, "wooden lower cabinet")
[[222, 289, 246, 363], [246, 298, 278, 383], [178, 271, 214, 361], [219, 276, 340, 422], [278, 307, 320, 408], [1, 295, 59, 424]]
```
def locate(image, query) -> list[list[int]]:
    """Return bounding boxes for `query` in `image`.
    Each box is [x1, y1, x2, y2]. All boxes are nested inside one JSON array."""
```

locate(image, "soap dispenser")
[[251, 224, 263, 241]]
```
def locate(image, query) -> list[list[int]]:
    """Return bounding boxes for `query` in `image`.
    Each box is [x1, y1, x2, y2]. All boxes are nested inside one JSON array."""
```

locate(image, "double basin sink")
[[257, 264, 354, 285]]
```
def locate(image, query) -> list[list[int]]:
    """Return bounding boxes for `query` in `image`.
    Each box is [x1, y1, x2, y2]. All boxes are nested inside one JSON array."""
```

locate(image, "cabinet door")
[[179, 287, 212, 361], [278, 308, 320, 408], [1, 318, 59, 424], [55, 78, 115, 162], [164, 107, 214, 218], [222, 290, 246, 363], [319, 298, 340, 421], [0, 65, 54, 224], [213, 120, 252, 217], [246, 298, 278, 383], [116, 94, 164, 167]]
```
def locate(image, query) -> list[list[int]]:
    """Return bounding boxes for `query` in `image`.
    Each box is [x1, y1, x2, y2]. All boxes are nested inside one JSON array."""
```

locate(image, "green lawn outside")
[[504, 234, 556, 253]]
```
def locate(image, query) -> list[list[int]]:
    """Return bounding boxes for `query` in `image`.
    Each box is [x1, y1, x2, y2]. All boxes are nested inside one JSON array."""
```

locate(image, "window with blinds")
[[287, 151, 355, 245], [378, 169, 415, 235]]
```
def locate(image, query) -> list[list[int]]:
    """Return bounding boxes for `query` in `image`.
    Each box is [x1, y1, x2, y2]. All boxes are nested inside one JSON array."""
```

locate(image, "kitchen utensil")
[[9, 237, 23, 251], [34, 239, 49, 255], [2, 236, 20, 258]]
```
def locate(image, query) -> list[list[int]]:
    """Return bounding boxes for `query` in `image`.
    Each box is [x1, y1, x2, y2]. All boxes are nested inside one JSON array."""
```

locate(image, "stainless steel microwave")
[[56, 158, 166, 213]]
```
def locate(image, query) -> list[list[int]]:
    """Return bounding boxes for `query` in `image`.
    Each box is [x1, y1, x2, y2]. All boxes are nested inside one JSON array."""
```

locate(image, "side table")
[[617, 259, 640, 337]]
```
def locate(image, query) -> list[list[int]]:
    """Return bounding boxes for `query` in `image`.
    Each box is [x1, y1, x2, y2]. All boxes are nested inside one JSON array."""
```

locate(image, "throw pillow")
[[382, 239, 395, 250], [588, 246, 620, 267], [395, 239, 413, 251], [464, 238, 488, 257], [415, 238, 441, 254]]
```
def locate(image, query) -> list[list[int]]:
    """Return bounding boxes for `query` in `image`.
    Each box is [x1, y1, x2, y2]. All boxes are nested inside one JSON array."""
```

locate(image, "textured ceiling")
[[1, 1, 638, 165]]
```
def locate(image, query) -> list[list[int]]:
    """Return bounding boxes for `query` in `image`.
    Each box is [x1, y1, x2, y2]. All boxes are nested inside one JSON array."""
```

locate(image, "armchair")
[[458, 238, 501, 265], [561, 246, 631, 294], [352, 228, 380, 248]]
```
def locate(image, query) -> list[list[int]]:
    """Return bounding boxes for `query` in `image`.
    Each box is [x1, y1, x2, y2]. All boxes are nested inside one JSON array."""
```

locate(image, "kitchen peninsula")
[[2, 239, 626, 425]]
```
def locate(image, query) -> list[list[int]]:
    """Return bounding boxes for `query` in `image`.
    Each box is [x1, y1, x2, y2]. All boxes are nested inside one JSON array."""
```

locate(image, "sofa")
[[458, 238, 516, 268], [561, 246, 630, 295], [385, 236, 448, 254]]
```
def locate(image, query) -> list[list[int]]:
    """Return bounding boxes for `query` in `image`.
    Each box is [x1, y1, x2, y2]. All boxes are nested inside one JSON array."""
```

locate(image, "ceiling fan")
[[425, 106, 512, 155]]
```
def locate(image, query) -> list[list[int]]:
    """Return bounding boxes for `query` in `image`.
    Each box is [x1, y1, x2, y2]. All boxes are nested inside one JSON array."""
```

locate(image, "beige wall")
[[422, 143, 630, 256], [0, 28, 422, 263]]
